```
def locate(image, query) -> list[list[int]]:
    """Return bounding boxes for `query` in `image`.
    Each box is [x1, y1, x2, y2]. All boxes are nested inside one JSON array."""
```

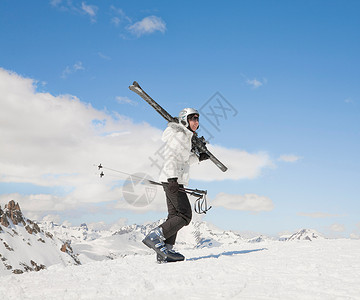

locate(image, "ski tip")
[[129, 81, 140, 90]]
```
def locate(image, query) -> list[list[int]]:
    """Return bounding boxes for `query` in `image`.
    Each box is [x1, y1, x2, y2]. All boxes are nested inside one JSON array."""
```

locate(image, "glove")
[[167, 178, 179, 193], [199, 153, 210, 161]]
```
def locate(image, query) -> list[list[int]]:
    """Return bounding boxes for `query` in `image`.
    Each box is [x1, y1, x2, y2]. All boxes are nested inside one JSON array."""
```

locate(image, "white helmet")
[[178, 108, 199, 127]]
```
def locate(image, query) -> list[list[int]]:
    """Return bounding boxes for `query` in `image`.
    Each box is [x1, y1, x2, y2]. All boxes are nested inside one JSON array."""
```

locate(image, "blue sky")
[[0, 0, 359, 237]]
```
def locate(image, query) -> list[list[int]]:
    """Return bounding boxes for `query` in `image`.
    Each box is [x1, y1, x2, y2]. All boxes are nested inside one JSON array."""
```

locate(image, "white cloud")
[[81, 2, 98, 22], [245, 78, 267, 89], [50, 0, 62, 6], [115, 96, 137, 106], [128, 16, 166, 37], [41, 214, 62, 223], [73, 61, 85, 71], [98, 52, 111, 60], [110, 6, 132, 25], [246, 79, 262, 88], [0, 67, 164, 214], [191, 146, 274, 181], [0, 68, 275, 218], [111, 17, 121, 26], [330, 223, 345, 233], [51, 1, 98, 22], [211, 193, 274, 212], [61, 61, 85, 78], [278, 154, 302, 163]]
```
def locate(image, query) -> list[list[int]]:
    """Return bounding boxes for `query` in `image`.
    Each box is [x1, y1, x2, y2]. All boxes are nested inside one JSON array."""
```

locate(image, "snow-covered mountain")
[[37, 219, 236, 263], [33, 218, 250, 264], [286, 229, 324, 241], [36, 218, 326, 264], [38, 221, 111, 242], [0, 201, 80, 276], [37, 221, 155, 263]]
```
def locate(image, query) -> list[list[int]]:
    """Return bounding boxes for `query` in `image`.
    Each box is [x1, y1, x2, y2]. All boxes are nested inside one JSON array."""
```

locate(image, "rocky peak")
[[1, 201, 81, 276], [0, 200, 26, 227], [6, 200, 21, 211]]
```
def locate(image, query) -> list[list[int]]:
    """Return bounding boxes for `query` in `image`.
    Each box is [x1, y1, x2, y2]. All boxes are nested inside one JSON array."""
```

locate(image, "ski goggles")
[[188, 115, 199, 122]]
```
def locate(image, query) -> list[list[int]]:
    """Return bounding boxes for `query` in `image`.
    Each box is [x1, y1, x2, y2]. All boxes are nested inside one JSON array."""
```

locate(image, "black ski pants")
[[160, 184, 192, 246]]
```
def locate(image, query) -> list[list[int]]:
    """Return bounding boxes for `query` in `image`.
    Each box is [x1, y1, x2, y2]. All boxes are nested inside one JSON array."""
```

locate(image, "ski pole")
[[96, 163, 211, 214]]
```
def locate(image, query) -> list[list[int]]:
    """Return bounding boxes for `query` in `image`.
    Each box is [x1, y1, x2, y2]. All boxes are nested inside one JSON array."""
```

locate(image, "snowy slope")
[[0, 239, 360, 299], [0, 201, 80, 276], [3, 200, 360, 299]]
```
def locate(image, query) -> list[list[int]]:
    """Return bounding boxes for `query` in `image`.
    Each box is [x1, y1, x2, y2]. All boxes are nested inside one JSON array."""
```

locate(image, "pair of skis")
[[129, 81, 228, 173]]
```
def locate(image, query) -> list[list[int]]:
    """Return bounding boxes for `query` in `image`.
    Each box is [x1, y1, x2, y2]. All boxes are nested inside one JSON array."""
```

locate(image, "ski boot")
[[142, 227, 168, 260], [157, 244, 185, 263]]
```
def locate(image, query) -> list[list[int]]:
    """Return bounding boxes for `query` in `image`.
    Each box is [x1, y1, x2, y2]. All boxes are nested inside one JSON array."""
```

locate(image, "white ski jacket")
[[159, 122, 199, 185]]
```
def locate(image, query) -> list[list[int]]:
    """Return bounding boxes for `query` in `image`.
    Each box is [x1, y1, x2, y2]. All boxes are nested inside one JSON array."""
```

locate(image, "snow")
[[1, 236, 360, 299], [2, 208, 360, 299]]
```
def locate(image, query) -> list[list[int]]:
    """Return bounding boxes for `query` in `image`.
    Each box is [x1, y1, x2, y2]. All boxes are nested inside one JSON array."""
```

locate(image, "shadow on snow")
[[187, 248, 267, 261]]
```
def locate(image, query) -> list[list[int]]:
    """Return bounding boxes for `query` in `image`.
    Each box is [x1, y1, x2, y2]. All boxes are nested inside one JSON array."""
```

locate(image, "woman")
[[142, 108, 209, 262]]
